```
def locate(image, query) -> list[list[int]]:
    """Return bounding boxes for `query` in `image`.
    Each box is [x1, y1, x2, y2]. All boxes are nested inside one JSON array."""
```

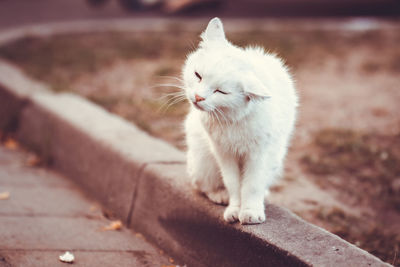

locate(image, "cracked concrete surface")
[[0, 146, 172, 267]]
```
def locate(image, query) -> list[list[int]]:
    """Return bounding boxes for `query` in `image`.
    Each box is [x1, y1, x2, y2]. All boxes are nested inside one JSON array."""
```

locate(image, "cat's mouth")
[[193, 102, 205, 111]]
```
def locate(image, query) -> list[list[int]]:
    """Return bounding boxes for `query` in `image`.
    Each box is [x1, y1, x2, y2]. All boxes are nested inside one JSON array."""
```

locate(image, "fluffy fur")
[[183, 18, 298, 224]]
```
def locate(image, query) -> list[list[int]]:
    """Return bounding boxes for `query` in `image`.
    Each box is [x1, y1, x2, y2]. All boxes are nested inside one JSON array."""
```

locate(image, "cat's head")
[[182, 18, 270, 118]]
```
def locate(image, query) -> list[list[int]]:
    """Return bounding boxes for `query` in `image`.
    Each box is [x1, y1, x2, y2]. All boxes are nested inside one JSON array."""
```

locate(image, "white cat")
[[183, 18, 298, 224]]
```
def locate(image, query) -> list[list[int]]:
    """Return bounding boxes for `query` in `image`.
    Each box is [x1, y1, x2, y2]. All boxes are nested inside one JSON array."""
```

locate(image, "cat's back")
[[243, 46, 287, 74], [244, 46, 298, 109]]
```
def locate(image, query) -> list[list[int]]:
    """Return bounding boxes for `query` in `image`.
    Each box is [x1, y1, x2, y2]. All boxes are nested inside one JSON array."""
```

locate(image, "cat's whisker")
[[210, 108, 223, 128], [214, 108, 229, 124], [215, 114, 223, 128], [151, 84, 186, 102], [157, 92, 184, 103], [186, 38, 197, 52], [211, 112, 219, 127], [209, 111, 217, 126], [150, 80, 187, 113], [158, 95, 187, 113], [163, 89, 185, 96], [208, 108, 219, 125], [221, 110, 230, 124], [209, 112, 215, 124], [169, 96, 187, 105], [156, 91, 186, 101], [158, 90, 185, 96], [151, 83, 185, 91], [217, 111, 226, 126], [160, 95, 186, 108], [157, 75, 184, 83]]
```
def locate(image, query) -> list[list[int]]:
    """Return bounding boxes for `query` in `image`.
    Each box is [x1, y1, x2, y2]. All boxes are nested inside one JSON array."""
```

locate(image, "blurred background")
[[0, 0, 400, 28], [0, 0, 399, 265]]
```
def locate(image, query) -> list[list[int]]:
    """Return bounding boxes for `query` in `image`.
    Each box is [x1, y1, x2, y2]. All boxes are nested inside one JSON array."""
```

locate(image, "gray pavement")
[[0, 145, 171, 267]]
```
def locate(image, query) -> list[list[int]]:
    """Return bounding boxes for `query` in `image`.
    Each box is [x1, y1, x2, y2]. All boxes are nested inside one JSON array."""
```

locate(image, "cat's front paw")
[[239, 208, 266, 225], [223, 205, 240, 223]]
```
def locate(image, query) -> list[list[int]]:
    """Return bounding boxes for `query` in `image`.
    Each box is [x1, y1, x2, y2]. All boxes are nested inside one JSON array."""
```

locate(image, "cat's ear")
[[201, 17, 226, 42], [242, 73, 271, 100]]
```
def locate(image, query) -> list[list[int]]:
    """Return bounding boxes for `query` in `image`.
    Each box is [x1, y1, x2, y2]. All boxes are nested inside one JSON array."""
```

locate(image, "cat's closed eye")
[[214, 89, 228, 95], [195, 71, 202, 81]]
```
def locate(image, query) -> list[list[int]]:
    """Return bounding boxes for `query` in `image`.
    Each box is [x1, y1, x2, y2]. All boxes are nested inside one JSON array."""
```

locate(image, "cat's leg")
[[186, 118, 228, 205], [187, 143, 228, 205], [212, 150, 241, 223], [239, 151, 282, 224], [239, 137, 289, 224], [239, 159, 268, 224]]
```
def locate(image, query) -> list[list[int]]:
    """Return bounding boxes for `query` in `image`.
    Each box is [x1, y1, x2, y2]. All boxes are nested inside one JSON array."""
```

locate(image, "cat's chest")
[[203, 119, 261, 155]]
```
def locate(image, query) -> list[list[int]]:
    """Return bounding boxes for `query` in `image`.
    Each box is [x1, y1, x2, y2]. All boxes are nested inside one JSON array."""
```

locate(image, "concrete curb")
[[0, 21, 391, 267]]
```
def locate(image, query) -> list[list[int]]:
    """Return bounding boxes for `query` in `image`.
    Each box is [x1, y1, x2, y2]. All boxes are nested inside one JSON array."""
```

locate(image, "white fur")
[[183, 18, 298, 224]]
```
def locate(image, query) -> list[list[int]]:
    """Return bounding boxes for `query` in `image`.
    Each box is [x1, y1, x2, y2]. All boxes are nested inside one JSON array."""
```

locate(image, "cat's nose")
[[195, 94, 205, 102]]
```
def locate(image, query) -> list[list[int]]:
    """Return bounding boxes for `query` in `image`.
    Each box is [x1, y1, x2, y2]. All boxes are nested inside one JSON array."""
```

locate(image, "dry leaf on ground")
[[135, 233, 144, 239], [26, 154, 41, 167], [89, 205, 99, 212], [101, 220, 122, 231], [0, 192, 10, 200], [4, 138, 18, 150], [59, 251, 75, 263]]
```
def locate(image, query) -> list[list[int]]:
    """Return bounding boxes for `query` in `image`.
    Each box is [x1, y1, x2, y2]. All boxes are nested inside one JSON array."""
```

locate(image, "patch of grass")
[[88, 92, 188, 147], [302, 129, 369, 175], [361, 55, 400, 74], [302, 129, 400, 208], [390, 54, 400, 73], [0, 35, 115, 88], [314, 206, 400, 266], [0, 32, 194, 93], [302, 128, 400, 265], [361, 61, 382, 73]]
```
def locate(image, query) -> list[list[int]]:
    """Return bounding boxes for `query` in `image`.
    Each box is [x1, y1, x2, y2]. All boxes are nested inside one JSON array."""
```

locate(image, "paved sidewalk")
[[0, 145, 172, 267]]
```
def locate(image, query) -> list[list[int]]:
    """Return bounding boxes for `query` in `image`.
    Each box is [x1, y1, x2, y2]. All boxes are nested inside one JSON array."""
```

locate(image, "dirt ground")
[[0, 20, 399, 265]]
